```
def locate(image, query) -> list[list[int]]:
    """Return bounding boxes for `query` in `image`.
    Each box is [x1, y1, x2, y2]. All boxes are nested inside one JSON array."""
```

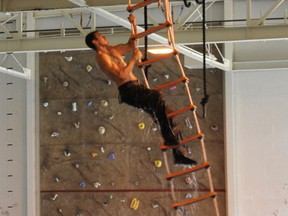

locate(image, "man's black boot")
[[172, 148, 197, 165]]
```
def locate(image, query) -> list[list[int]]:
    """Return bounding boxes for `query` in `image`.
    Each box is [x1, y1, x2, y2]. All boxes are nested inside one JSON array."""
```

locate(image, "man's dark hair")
[[85, 30, 98, 51]]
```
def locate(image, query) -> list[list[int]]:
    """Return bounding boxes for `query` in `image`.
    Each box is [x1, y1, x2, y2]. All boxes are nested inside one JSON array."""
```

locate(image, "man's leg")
[[119, 84, 196, 165]]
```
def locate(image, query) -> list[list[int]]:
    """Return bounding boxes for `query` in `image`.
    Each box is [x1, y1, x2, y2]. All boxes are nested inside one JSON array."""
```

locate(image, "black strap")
[[197, 0, 209, 118]]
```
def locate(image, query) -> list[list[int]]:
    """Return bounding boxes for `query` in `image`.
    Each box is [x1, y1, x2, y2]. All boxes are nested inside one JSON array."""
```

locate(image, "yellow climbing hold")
[[91, 152, 98, 158], [154, 160, 162, 168], [130, 197, 140, 210], [138, 123, 145, 130], [101, 100, 108, 107]]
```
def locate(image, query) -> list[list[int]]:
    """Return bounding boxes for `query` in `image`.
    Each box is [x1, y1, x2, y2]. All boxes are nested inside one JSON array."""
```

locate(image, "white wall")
[[225, 69, 288, 216], [0, 53, 39, 216], [0, 66, 27, 216]]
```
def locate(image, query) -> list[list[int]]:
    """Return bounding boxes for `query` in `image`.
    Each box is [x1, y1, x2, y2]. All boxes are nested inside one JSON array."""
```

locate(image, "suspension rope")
[[143, 5, 151, 79], [198, 0, 209, 118]]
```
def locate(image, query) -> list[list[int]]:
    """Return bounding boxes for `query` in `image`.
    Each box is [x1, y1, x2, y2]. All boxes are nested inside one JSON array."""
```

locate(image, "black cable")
[[143, 5, 151, 78], [198, 0, 209, 118], [183, 0, 191, 7]]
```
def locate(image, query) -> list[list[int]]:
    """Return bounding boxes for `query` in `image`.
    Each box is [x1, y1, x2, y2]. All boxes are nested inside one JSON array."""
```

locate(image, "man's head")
[[85, 31, 108, 51]]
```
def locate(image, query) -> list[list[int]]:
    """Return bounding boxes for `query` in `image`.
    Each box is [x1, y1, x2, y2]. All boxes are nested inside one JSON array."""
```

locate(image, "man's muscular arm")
[[98, 49, 142, 80], [120, 48, 142, 78], [112, 14, 136, 55], [112, 37, 135, 55]]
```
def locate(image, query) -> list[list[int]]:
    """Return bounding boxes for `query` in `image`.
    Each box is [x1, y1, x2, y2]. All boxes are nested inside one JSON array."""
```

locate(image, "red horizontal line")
[[41, 188, 225, 193]]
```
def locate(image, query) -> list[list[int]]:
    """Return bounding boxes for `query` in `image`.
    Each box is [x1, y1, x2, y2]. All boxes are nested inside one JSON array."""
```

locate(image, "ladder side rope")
[[170, 18, 220, 215], [163, 151, 177, 202], [129, 14, 151, 88], [159, 2, 220, 214]]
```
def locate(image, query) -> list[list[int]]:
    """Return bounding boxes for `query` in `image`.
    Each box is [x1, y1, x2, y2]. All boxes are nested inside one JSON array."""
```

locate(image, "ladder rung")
[[132, 21, 172, 40], [165, 161, 210, 180], [153, 76, 188, 91], [160, 133, 204, 150], [138, 50, 178, 68], [172, 192, 216, 208], [181, 133, 204, 144], [127, 0, 159, 12], [167, 105, 196, 118]]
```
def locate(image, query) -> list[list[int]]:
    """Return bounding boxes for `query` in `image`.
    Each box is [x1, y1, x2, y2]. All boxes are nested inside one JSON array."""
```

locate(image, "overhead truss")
[[0, 0, 288, 78]]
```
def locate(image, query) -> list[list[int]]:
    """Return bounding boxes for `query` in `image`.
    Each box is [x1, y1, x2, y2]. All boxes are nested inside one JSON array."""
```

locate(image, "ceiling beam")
[[0, 24, 287, 53], [91, 8, 229, 70]]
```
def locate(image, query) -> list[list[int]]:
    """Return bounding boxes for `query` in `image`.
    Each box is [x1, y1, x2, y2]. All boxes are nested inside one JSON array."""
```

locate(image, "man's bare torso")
[[96, 46, 138, 87]]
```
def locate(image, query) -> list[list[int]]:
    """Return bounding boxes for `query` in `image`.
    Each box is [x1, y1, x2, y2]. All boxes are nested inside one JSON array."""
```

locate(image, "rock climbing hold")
[[51, 132, 60, 137], [64, 149, 71, 157], [72, 102, 77, 112], [169, 85, 177, 90], [79, 182, 86, 187], [62, 81, 69, 87], [74, 121, 80, 128], [101, 100, 108, 107], [93, 182, 101, 188], [138, 122, 145, 130], [108, 194, 113, 200], [50, 194, 58, 201], [107, 114, 114, 120], [86, 64, 92, 72], [108, 152, 116, 160], [91, 152, 98, 158], [164, 74, 169, 79], [57, 111, 62, 116], [211, 124, 219, 131], [130, 197, 140, 210], [43, 101, 49, 108], [98, 126, 105, 135], [151, 201, 159, 208], [147, 147, 152, 151], [65, 56, 73, 62], [154, 160, 162, 168], [87, 101, 93, 107], [185, 176, 193, 184], [185, 117, 193, 129], [43, 76, 48, 83], [100, 147, 105, 153]]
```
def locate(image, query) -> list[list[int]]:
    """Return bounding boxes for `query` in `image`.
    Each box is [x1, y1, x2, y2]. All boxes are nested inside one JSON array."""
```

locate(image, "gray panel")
[[0, 72, 27, 215]]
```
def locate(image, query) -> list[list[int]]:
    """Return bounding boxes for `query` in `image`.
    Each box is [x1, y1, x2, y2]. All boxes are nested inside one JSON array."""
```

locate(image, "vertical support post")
[[247, 0, 251, 25], [91, 12, 97, 30], [16, 12, 23, 38], [26, 11, 40, 216]]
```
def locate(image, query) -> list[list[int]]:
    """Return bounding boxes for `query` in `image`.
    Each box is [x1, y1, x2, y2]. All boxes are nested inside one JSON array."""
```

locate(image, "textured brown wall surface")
[[39, 50, 225, 216]]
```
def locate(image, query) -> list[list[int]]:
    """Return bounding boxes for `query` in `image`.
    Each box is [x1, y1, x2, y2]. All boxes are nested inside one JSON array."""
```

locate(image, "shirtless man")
[[85, 30, 196, 165]]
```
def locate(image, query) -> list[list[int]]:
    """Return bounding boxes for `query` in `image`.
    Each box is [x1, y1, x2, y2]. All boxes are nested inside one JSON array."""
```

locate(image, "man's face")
[[94, 32, 108, 46]]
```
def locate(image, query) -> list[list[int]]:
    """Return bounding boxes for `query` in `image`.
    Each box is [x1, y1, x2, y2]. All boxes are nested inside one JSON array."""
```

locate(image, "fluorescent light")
[[148, 48, 174, 54]]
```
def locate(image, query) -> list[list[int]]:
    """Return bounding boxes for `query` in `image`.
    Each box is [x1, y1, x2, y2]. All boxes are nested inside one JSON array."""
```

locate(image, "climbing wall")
[[39, 49, 226, 215]]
